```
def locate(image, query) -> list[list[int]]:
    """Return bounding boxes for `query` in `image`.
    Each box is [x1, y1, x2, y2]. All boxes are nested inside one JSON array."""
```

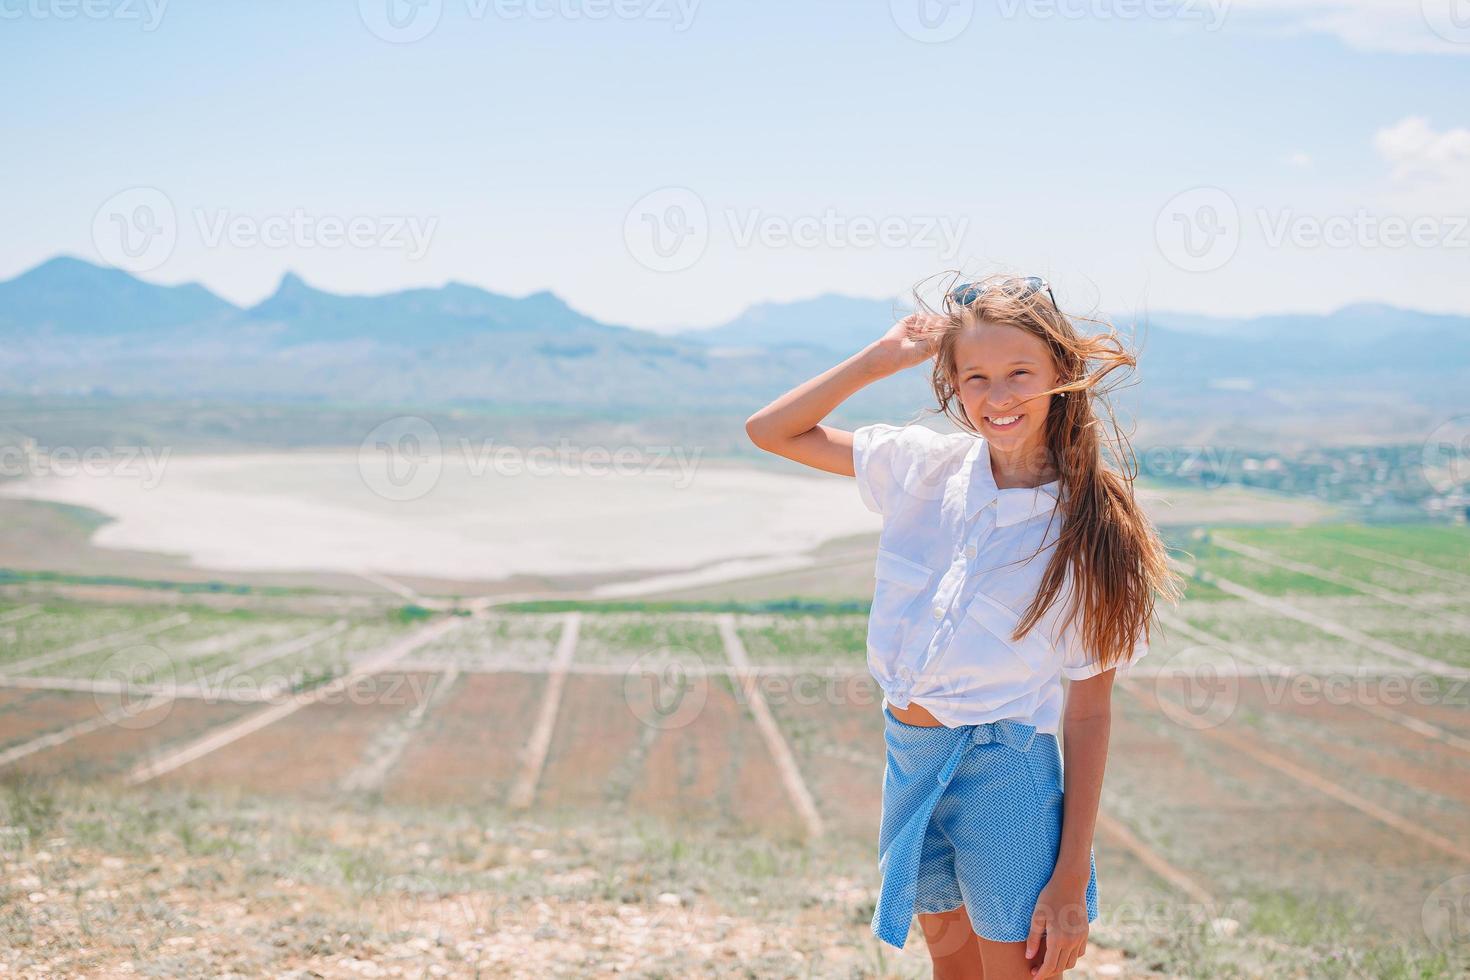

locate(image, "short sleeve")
[[852, 422, 957, 517], [1061, 630, 1149, 680], [1051, 568, 1150, 679]]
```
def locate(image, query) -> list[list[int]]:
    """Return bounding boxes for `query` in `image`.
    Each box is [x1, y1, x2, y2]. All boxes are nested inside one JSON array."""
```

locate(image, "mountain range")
[[0, 256, 872, 413], [1, 257, 1465, 442]]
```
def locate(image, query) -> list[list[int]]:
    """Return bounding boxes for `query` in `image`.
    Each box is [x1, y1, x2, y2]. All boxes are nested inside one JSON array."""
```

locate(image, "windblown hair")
[[906, 272, 1184, 672]]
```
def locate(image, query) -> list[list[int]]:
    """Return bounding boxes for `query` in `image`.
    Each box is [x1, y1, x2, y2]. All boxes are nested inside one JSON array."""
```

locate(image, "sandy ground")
[[0, 450, 878, 585], [0, 450, 1341, 596]]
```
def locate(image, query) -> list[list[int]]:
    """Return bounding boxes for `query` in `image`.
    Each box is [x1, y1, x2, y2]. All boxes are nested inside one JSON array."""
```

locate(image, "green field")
[[0, 523, 1467, 977]]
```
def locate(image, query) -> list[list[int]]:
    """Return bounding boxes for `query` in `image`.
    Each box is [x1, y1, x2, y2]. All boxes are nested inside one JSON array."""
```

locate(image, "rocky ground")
[[0, 777, 1190, 979]]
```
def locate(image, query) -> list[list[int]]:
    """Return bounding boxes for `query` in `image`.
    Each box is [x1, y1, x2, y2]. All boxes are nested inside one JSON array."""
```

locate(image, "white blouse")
[[853, 421, 1148, 733]]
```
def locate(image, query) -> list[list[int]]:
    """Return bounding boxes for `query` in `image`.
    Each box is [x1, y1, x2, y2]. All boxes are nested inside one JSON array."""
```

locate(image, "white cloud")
[[1374, 116, 1470, 182], [1369, 116, 1470, 213], [1285, 151, 1314, 169], [1225, 0, 1470, 55]]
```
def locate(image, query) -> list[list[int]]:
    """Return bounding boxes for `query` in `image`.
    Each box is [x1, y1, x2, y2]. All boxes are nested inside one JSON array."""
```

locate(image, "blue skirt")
[[871, 705, 1099, 948]]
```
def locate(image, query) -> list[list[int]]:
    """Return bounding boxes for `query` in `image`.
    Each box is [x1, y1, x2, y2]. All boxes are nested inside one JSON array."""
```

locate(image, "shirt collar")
[[961, 436, 1061, 527]]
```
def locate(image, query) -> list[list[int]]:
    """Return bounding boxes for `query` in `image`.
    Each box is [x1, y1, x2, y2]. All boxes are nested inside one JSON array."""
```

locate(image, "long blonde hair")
[[908, 272, 1184, 671]]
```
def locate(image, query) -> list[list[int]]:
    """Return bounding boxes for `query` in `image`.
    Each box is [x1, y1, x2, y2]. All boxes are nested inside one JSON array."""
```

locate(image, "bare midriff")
[[886, 698, 946, 727]]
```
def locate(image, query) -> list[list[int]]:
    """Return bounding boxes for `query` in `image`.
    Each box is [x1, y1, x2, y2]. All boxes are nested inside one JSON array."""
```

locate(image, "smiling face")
[[953, 319, 1060, 458]]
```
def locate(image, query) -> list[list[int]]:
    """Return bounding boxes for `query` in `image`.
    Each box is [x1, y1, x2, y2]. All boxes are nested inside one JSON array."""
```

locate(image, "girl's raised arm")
[[743, 314, 941, 477]]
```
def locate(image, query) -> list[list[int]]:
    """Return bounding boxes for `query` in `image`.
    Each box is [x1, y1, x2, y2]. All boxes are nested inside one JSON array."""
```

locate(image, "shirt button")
[[965, 544, 977, 558], [932, 605, 944, 619]]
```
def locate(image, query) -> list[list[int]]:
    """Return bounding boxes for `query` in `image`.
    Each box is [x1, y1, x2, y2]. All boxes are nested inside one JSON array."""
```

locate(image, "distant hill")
[[0, 257, 927, 414], [1136, 303, 1464, 345], [672, 291, 1469, 444], [247, 272, 621, 346], [680, 294, 1470, 390], [0, 256, 237, 335], [0, 257, 1464, 444], [1125, 304, 1467, 375], [680, 294, 908, 353]]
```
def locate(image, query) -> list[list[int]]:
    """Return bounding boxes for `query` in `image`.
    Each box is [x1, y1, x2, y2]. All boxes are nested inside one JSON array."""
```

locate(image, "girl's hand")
[[872, 313, 944, 372], [1025, 876, 1090, 977]]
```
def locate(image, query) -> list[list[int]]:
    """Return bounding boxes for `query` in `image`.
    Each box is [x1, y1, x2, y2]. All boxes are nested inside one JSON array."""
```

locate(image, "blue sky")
[[3, 0, 1468, 330]]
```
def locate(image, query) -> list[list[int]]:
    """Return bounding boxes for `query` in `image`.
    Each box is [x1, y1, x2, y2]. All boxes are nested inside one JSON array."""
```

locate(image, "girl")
[[744, 273, 1182, 979]]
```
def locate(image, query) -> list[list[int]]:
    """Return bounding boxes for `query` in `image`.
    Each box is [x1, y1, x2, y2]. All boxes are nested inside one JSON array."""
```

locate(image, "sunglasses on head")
[[950, 276, 1059, 312]]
